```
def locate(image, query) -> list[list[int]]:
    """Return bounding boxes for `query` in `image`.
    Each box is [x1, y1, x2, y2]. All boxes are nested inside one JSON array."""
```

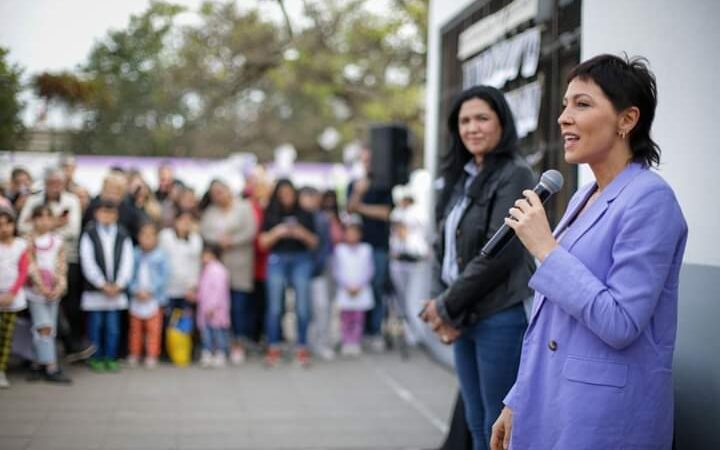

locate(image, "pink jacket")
[[196, 260, 230, 330]]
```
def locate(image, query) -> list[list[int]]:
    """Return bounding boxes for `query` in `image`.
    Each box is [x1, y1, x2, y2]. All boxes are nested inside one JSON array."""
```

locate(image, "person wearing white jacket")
[[332, 219, 374, 356]]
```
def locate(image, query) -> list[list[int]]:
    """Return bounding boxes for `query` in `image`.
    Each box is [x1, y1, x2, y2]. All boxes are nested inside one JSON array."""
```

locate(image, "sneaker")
[[200, 350, 213, 368], [65, 342, 97, 363], [368, 335, 386, 353], [0, 371, 9, 389], [144, 357, 158, 369], [230, 347, 246, 365], [315, 347, 335, 361], [212, 352, 227, 368], [26, 365, 45, 382], [88, 358, 105, 373], [105, 359, 120, 372], [127, 355, 140, 368], [341, 344, 362, 357], [295, 348, 311, 368], [264, 348, 281, 368], [45, 369, 73, 384]]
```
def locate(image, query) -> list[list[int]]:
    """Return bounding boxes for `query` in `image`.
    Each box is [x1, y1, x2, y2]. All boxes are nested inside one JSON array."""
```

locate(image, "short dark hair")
[[11, 167, 30, 181], [96, 198, 119, 211], [31, 204, 53, 219], [567, 54, 660, 167], [202, 242, 223, 260], [0, 206, 16, 223]]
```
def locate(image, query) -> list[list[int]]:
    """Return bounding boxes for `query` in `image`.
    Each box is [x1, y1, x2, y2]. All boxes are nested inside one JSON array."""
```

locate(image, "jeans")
[[87, 310, 121, 360], [389, 260, 427, 345], [453, 303, 527, 450], [309, 274, 332, 351], [265, 252, 314, 347], [230, 290, 253, 341], [366, 248, 389, 337], [200, 326, 229, 353], [28, 300, 60, 365]]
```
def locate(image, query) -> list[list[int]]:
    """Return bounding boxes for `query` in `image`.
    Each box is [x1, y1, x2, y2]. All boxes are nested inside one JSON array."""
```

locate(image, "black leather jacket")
[[432, 155, 536, 328]]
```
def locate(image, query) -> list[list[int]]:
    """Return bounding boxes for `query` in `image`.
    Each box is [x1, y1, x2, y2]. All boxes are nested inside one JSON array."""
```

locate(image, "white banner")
[[458, 0, 539, 60], [462, 26, 541, 90], [505, 79, 543, 139]]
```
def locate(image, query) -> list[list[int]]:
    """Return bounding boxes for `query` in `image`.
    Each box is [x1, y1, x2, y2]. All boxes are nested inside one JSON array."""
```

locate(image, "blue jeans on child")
[[200, 327, 229, 353], [87, 310, 121, 360], [265, 251, 314, 347], [28, 300, 59, 365], [452, 303, 527, 450]]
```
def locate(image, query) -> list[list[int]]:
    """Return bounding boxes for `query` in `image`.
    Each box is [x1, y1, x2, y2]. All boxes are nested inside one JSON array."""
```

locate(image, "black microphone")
[[480, 170, 564, 258]]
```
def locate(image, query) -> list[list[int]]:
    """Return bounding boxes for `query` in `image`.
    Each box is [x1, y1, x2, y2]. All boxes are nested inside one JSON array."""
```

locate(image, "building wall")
[[427, 0, 720, 446], [581, 1, 720, 447]]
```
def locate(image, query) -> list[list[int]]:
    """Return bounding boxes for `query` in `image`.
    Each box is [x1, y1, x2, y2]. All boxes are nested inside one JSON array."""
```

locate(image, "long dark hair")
[[567, 54, 660, 167], [441, 85, 519, 183], [264, 178, 299, 220], [437, 86, 519, 218]]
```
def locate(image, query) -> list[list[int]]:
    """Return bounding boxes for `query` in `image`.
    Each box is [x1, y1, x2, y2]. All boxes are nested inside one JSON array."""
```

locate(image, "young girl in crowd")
[[128, 222, 168, 369], [26, 205, 72, 383], [196, 244, 231, 368], [0, 207, 28, 388], [159, 210, 202, 314], [332, 218, 374, 357]]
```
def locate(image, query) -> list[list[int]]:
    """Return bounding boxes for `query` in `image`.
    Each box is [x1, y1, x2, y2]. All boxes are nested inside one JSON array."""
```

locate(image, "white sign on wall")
[[505, 79, 543, 139], [458, 0, 539, 60], [462, 26, 541, 90]]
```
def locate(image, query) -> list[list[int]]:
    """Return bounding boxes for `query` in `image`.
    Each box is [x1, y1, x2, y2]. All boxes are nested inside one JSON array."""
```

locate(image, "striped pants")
[[0, 312, 17, 371]]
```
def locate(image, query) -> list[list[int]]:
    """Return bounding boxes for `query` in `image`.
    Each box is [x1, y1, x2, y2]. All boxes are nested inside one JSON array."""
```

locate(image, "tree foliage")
[[38, 0, 428, 160], [0, 47, 25, 149]]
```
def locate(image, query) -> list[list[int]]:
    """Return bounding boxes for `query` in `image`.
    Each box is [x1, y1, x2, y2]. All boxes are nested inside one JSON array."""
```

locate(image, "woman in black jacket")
[[421, 85, 535, 450]]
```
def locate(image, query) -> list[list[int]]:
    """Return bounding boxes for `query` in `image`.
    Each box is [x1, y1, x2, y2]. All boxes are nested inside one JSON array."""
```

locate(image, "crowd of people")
[[0, 148, 431, 389]]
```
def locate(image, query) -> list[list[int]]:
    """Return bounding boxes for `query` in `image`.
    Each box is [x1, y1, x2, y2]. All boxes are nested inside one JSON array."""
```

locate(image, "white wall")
[[581, 0, 720, 267], [425, 0, 478, 181]]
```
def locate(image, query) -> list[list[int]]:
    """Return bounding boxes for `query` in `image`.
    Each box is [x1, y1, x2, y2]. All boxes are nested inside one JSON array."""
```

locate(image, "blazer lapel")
[[526, 163, 645, 330]]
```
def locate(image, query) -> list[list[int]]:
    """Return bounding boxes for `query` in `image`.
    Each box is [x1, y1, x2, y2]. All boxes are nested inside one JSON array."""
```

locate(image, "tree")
[[50, 0, 428, 160], [0, 47, 25, 149]]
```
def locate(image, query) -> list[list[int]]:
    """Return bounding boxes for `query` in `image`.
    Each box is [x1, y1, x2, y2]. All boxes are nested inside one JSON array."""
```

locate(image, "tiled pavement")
[[0, 350, 457, 450]]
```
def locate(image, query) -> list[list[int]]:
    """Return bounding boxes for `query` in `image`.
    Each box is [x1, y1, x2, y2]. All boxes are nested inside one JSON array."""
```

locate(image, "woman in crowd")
[[490, 54, 688, 450], [259, 179, 318, 367], [420, 85, 536, 450], [200, 179, 256, 365]]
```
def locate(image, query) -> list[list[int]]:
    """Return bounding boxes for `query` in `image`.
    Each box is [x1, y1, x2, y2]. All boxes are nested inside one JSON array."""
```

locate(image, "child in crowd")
[[196, 243, 230, 368], [26, 205, 72, 383], [159, 209, 202, 314], [0, 207, 28, 388], [128, 222, 168, 369], [332, 217, 374, 357], [80, 199, 134, 372]]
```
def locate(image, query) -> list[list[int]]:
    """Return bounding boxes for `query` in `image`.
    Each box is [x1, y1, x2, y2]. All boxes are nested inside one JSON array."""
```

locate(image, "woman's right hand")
[[490, 406, 513, 450], [420, 300, 461, 344]]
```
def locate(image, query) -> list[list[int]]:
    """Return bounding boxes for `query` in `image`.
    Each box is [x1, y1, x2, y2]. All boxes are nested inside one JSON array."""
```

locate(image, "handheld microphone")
[[480, 170, 564, 258]]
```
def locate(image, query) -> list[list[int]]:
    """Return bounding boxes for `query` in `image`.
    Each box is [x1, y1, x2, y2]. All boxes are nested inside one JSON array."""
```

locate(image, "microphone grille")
[[540, 170, 564, 194]]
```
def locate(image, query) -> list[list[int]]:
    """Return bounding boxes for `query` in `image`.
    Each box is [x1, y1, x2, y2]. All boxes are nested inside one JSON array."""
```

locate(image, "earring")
[[618, 130, 627, 139]]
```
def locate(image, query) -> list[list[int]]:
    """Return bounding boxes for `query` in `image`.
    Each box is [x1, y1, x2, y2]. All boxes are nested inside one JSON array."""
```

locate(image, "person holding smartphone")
[[259, 179, 318, 367]]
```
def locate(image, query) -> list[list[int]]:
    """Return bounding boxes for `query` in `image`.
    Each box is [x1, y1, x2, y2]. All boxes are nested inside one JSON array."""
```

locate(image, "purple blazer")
[[504, 163, 688, 449]]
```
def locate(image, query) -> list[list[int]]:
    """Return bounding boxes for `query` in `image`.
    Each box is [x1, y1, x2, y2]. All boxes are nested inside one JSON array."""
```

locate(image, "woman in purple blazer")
[[490, 54, 688, 450]]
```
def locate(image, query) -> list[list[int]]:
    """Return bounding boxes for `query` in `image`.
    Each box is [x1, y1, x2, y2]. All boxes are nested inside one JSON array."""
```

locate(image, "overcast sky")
[[0, 0, 308, 75]]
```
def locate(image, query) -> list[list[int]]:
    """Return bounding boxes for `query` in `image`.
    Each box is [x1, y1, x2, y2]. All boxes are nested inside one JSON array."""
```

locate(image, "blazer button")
[[548, 340, 558, 351], [456, 229, 462, 238], [457, 256, 463, 265]]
